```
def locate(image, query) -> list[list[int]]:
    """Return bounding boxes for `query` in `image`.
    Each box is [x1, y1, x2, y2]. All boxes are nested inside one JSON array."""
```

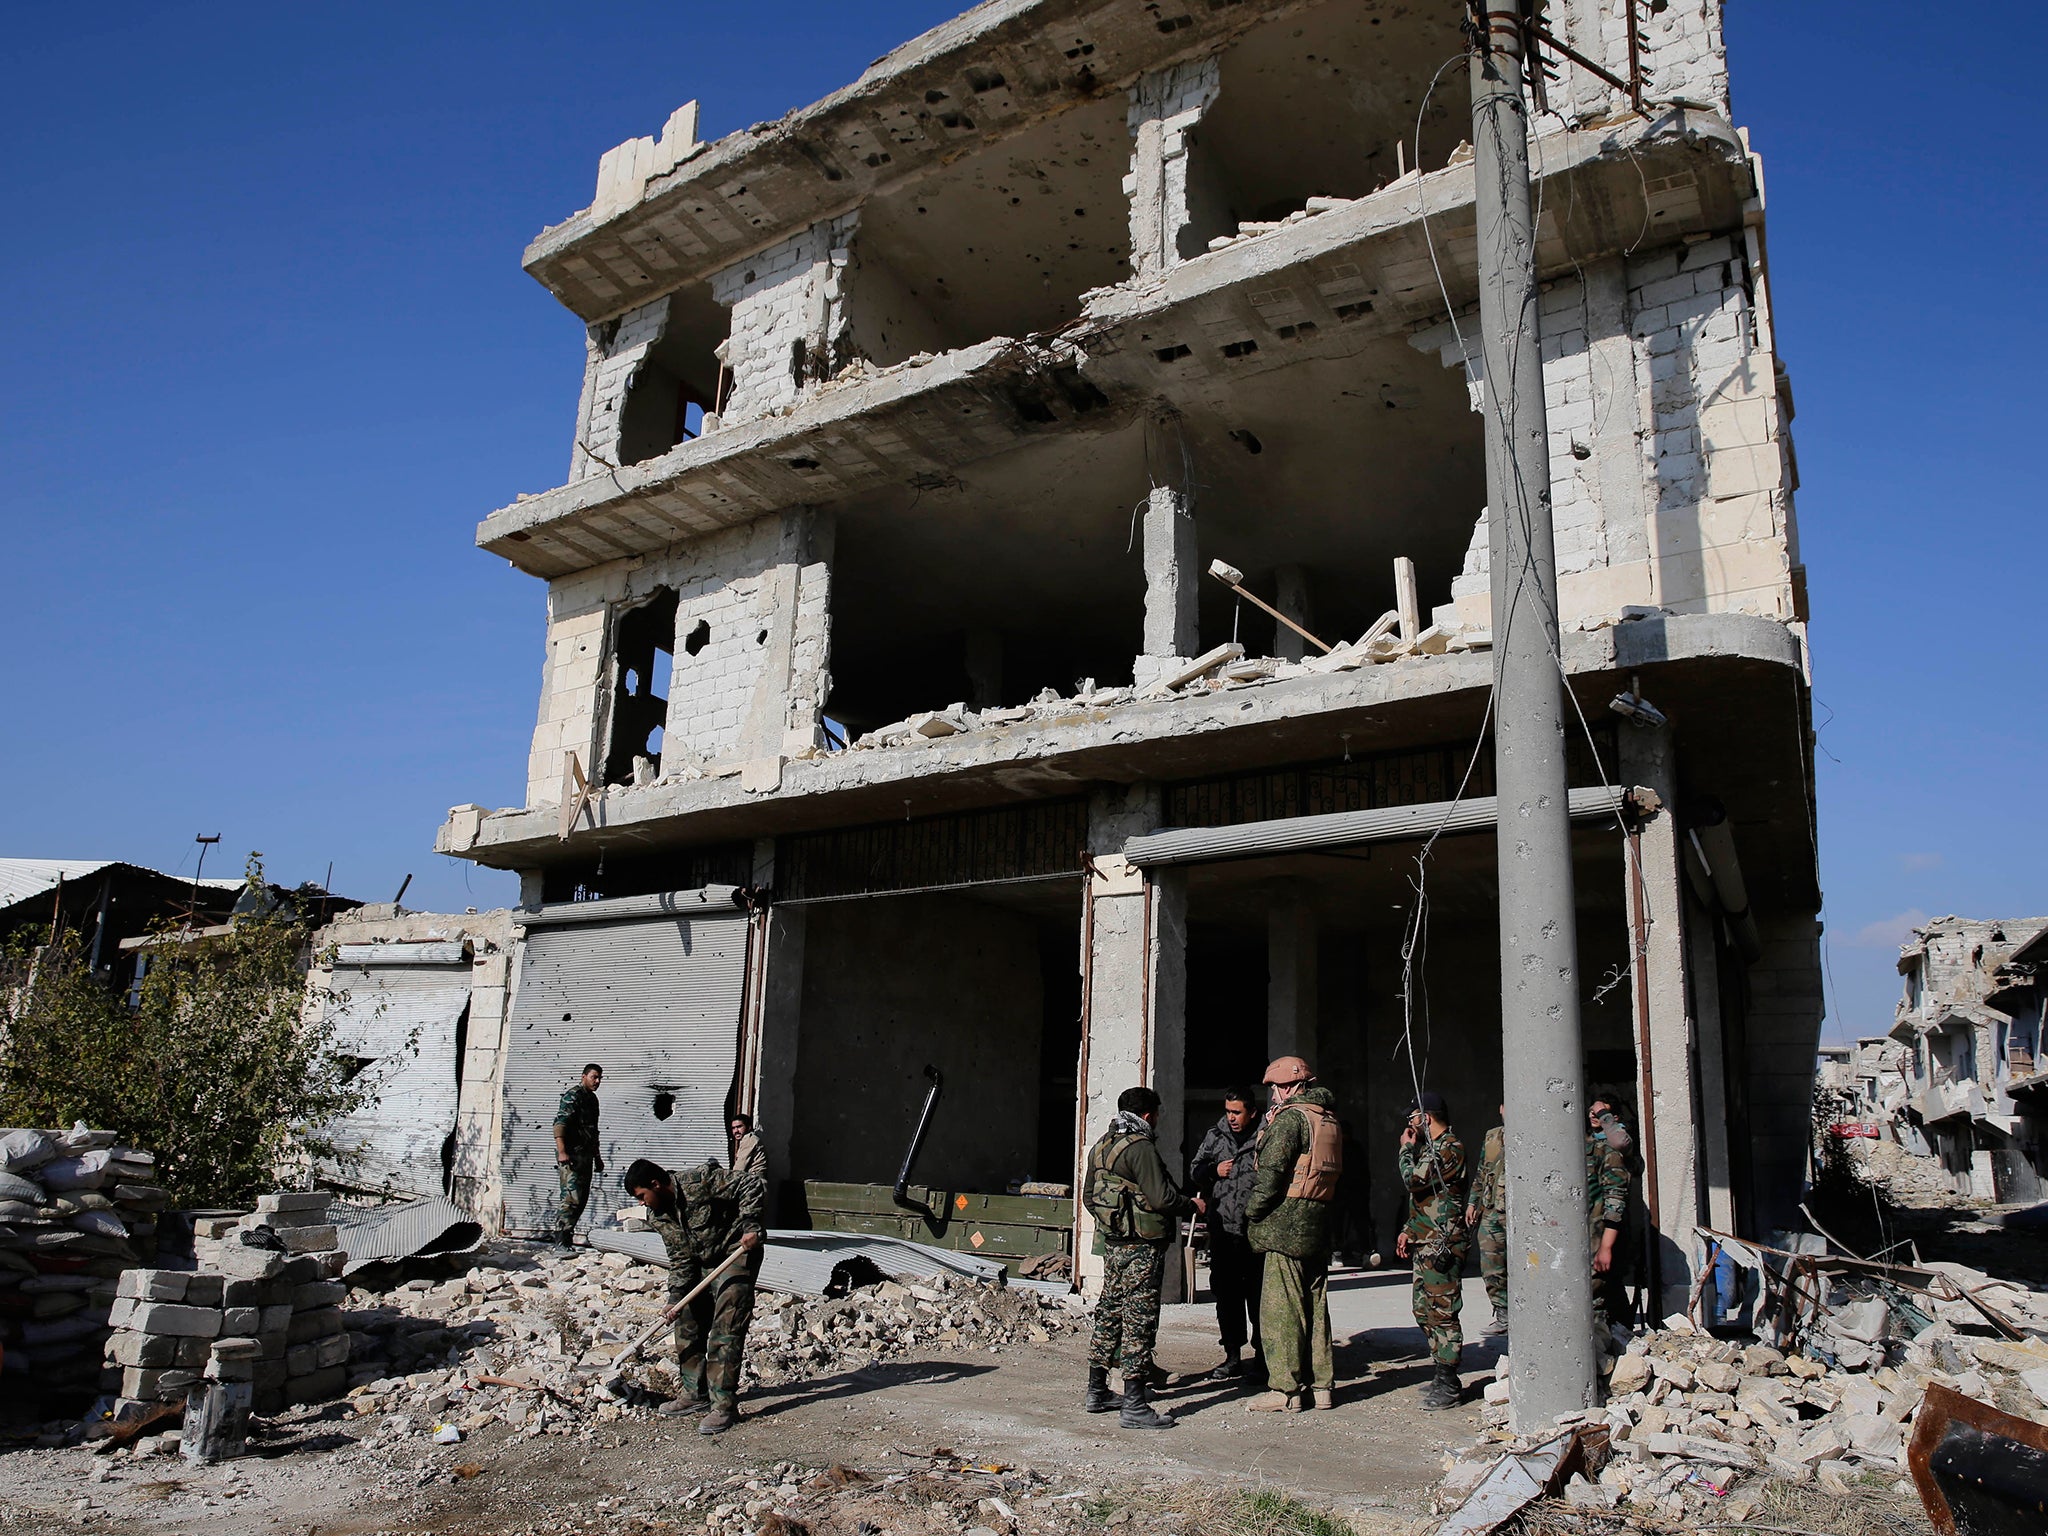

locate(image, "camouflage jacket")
[[1398, 1126, 1468, 1246], [1245, 1086, 1340, 1260], [1469, 1125, 1505, 1218], [1587, 1131, 1629, 1232], [648, 1160, 767, 1297], [553, 1084, 600, 1156]]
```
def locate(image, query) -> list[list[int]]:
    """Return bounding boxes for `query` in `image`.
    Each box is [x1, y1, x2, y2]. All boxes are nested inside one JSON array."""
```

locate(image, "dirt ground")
[[0, 1302, 1488, 1536]]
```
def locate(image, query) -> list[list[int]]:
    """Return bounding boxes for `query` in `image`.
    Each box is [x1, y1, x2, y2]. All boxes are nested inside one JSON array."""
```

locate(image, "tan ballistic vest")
[[1283, 1101, 1344, 1203]]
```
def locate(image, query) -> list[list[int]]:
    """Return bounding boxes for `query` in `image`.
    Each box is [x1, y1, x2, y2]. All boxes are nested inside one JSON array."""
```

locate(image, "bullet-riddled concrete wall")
[[1426, 237, 1799, 635], [524, 506, 832, 806], [787, 893, 1047, 1195]]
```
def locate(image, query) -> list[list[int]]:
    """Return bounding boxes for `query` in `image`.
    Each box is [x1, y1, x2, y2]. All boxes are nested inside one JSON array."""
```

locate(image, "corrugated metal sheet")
[[1122, 786, 1626, 867], [0, 858, 243, 910], [331, 1196, 484, 1274], [500, 894, 751, 1237], [320, 954, 472, 1198], [587, 1227, 1010, 1297], [334, 941, 467, 966]]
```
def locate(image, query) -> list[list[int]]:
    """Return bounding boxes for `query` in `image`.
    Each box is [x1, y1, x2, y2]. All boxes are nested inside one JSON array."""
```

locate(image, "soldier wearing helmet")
[[1242, 1056, 1344, 1412]]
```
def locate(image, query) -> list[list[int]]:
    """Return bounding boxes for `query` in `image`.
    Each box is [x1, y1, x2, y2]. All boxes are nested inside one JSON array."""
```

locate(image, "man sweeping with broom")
[[623, 1157, 766, 1435]]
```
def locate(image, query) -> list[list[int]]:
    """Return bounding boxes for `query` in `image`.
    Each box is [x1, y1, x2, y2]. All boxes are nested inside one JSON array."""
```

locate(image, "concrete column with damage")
[[1619, 724, 1701, 1316], [1125, 57, 1222, 282], [1080, 784, 1187, 1294]]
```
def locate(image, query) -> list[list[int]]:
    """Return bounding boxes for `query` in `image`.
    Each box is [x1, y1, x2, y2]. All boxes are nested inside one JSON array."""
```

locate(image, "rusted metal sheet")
[[1908, 1382, 2048, 1536]]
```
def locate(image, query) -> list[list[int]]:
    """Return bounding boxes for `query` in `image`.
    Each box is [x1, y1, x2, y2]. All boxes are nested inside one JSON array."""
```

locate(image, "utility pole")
[[1469, 6, 1597, 1423]]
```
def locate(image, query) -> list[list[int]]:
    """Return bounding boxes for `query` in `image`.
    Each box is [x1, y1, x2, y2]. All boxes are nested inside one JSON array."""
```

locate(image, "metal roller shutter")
[[499, 889, 752, 1237], [321, 946, 472, 1198]]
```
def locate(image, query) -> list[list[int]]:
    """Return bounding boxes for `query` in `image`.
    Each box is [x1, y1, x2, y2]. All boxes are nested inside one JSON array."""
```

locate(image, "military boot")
[[698, 1404, 738, 1435], [1084, 1367, 1118, 1414], [1119, 1383, 1176, 1430], [1203, 1350, 1243, 1382], [1419, 1364, 1462, 1411], [1482, 1304, 1508, 1337]]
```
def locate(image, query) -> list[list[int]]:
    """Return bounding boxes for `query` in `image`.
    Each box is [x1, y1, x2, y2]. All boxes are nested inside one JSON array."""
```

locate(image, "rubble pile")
[[1843, 1136, 1963, 1204], [1451, 1266, 2048, 1525], [0, 1124, 164, 1407], [334, 1244, 1080, 1433], [107, 1192, 352, 1415]]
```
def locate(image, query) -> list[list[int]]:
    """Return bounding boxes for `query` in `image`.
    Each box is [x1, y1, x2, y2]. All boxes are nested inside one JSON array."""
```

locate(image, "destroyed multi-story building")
[[429, 0, 1822, 1309], [1888, 915, 2048, 1200]]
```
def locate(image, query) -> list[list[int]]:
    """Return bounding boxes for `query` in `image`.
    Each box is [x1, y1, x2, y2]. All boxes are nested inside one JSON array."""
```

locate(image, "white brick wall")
[[1423, 234, 1797, 631], [523, 509, 834, 807], [709, 215, 858, 425], [1557, 0, 1730, 121], [569, 295, 671, 481]]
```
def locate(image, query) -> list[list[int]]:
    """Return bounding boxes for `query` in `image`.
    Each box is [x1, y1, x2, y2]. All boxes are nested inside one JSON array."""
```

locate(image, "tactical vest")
[[1282, 1101, 1344, 1204], [1084, 1131, 1169, 1242]]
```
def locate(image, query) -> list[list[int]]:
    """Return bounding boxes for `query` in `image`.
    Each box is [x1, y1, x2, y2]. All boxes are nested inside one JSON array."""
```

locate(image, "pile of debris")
[[1842, 1136, 1963, 1204], [334, 1243, 1080, 1434], [107, 1192, 352, 1416], [0, 1125, 165, 1408], [1444, 1259, 2048, 1527]]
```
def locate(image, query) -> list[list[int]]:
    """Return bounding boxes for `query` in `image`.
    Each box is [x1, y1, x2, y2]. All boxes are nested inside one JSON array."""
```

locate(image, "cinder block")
[[283, 1365, 347, 1405], [205, 1355, 257, 1383], [257, 1329, 289, 1361], [122, 1366, 202, 1402], [221, 1278, 270, 1308], [210, 1335, 262, 1359], [285, 1341, 321, 1376], [107, 1331, 209, 1369], [183, 1274, 225, 1308], [253, 1359, 288, 1393], [315, 1332, 350, 1369], [222, 1307, 259, 1335], [276, 1225, 338, 1254], [292, 1280, 348, 1310], [255, 1191, 330, 1215], [191, 1215, 244, 1240], [258, 1304, 293, 1334], [115, 1269, 189, 1303], [123, 1302, 222, 1339], [287, 1306, 343, 1344]]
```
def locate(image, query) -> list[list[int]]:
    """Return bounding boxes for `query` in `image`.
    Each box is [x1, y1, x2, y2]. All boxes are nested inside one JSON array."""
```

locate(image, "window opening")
[[604, 590, 680, 786]]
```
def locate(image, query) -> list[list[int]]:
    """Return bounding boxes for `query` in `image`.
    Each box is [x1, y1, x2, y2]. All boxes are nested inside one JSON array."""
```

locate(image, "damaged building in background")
[[1886, 915, 2048, 1201], [422, 0, 1822, 1310]]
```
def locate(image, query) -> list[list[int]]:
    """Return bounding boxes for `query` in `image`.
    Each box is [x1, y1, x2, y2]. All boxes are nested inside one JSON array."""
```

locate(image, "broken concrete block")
[[106, 1331, 209, 1369], [1642, 1433, 1753, 1469], [1412, 624, 1451, 655], [1608, 1354, 1653, 1394], [1162, 643, 1244, 692], [191, 1215, 244, 1240], [1694, 1361, 1740, 1394], [1648, 1357, 1694, 1390], [274, 1224, 339, 1254], [910, 710, 968, 738], [115, 1269, 189, 1303]]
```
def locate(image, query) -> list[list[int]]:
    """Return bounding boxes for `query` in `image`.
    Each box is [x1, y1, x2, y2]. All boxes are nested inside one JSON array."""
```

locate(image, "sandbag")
[[51, 1122, 117, 1154], [69, 1210, 128, 1239], [38, 1150, 111, 1191], [0, 1129, 55, 1173], [0, 1170, 47, 1204], [0, 1200, 42, 1222]]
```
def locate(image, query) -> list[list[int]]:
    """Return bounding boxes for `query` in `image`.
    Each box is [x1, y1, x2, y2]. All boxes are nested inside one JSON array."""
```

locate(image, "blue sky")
[[1, 4, 2038, 1041]]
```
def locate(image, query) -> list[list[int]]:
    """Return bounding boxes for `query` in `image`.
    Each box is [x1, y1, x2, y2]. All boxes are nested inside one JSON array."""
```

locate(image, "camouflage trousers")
[[1257, 1250, 1333, 1395], [1088, 1241, 1166, 1382], [1474, 1211, 1507, 1312], [556, 1154, 594, 1239], [1590, 1226, 1618, 1338], [672, 1264, 759, 1409], [1411, 1235, 1468, 1367]]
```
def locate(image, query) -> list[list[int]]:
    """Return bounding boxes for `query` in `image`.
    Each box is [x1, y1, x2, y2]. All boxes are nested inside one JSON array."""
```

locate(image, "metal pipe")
[[1074, 857, 1096, 1259], [1692, 805, 1763, 963], [1471, 9, 1598, 1421], [893, 1065, 944, 1208]]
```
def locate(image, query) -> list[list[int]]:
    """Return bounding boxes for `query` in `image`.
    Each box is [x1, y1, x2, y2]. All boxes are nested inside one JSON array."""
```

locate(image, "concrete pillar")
[[1272, 566, 1313, 663], [1619, 726, 1701, 1317], [1267, 890, 1318, 1066], [517, 870, 545, 909], [748, 837, 805, 1220], [1125, 59, 1222, 281], [1138, 481, 1199, 685], [965, 627, 1003, 710], [1079, 784, 1188, 1295], [1687, 891, 1737, 1233]]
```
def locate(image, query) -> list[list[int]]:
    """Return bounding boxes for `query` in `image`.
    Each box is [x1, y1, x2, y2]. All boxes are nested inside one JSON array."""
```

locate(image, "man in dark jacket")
[[1244, 1057, 1343, 1412], [623, 1157, 766, 1435], [1082, 1086, 1204, 1430], [1190, 1087, 1263, 1381]]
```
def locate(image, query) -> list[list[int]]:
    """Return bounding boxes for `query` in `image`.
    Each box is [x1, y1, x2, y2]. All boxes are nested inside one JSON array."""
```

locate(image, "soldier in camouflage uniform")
[[1464, 1105, 1507, 1338], [1397, 1090, 1468, 1410], [552, 1064, 605, 1242], [622, 1156, 766, 1435], [1244, 1056, 1342, 1412], [1586, 1101, 1632, 1349], [1082, 1086, 1202, 1430]]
